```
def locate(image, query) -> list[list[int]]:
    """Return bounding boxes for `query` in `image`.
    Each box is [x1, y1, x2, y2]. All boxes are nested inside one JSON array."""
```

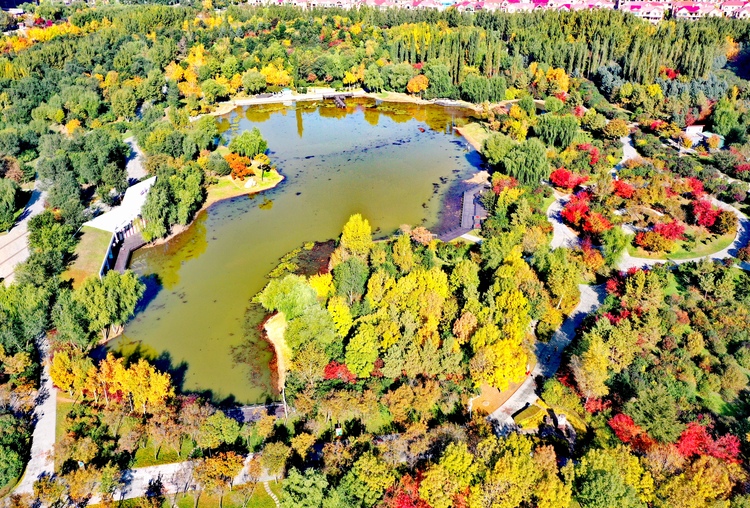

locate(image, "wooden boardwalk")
[[225, 404, 285, 423], [438, 184, 489, 242], [113, 232, 146, 273], [323, 92, 353, 108]]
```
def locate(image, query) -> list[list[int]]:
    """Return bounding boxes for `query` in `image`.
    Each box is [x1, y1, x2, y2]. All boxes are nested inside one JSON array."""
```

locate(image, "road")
[[14, 337, 56, 495], [489, 284, 606, 431], [0, 182, 46, 284]]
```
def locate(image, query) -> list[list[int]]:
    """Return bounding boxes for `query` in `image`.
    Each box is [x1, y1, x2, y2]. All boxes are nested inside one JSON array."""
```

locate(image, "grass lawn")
[[132, 438, 195, 468], [457, 122, 491, 151], [205, 170, 283, 207], [56, 398, 74, 445], [0, 190, 32, 236], [62, 227, 113, 288], [627, 232, 734, 262], [108, 482, 283, 508]]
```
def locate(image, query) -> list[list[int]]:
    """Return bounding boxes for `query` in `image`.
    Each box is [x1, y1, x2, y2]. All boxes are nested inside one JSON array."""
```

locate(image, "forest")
[[0, 0, 748, 506]]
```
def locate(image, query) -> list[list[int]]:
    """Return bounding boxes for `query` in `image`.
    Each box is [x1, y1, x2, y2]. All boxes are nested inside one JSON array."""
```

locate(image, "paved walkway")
[[547, 191, 579, 250], [616, 135, 639, 170], [106, 453, 275, 504], [0, 183, 46, 284], [124, 137, 148, 184], [14, 337, 56, 494], [618, 197, 750, 270], [489, 284, 605, 431]]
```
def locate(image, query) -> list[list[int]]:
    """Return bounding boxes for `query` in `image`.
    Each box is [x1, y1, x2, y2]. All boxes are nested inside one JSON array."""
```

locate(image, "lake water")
[[111, 99, 480, 405]]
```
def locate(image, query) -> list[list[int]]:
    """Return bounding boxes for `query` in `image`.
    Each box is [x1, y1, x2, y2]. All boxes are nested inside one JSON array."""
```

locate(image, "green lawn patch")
[[205, 170, 283, 207], [92, 482, 282, 508], [132, 437, 195, 468], [513, 404, 546, 429], [62, 226, 114, 289], [55, 398, 74, 445], [627, 232, 734, 262]]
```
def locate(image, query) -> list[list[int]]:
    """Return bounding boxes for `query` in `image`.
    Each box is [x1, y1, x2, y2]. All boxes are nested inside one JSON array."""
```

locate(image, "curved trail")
[[489, 284, 606, 431], [14, 337, 56, 495]]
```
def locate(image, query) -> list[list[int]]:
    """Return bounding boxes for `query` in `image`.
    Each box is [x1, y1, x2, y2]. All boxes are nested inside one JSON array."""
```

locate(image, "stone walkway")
[[14, 337, 56, 494], [264, 482, 280, 508], [489, 284, 606, 431], [0, 183, 46, 284]]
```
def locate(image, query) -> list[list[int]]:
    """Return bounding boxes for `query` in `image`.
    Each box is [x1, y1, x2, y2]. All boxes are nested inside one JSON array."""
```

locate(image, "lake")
[[111, 98, 481, 405]]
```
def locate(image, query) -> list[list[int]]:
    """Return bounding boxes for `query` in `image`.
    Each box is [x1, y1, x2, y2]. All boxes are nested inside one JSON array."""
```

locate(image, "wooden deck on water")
[[323, 93, 353, 108], [226, 404, 285, 423], [113, 232, 146, 273], [438, 184, 489, 242]]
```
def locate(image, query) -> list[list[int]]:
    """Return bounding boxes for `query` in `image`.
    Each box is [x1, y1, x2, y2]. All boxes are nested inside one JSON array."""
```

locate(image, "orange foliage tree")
[[224, 153, 253, 180]]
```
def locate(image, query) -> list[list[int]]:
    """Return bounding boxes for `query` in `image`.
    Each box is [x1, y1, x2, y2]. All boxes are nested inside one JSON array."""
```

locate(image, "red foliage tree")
[[608, 413, 655, 452], [686, 177, 705, 198], [550, 167, 589, 190], [492, 175, 518, 195], [735, 163, 750, 175], [583, 212, 612, 234], [653, 221, 686, 241], [613, 180, 635, 199], [382, 474, 431, 508], [561, 195, 590, 227], [691, 199, 720, 228], [323, 361, 357, 383], [677, 422, 741, 463]]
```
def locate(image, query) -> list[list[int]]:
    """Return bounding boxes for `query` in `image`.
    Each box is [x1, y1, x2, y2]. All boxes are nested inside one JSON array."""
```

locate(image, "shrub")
[[713, 210, 738, 235], [603, 118, 630, 139], [690, 199, 720, 228], [635, 231, 674, 252], [582, 212, 612, 234]]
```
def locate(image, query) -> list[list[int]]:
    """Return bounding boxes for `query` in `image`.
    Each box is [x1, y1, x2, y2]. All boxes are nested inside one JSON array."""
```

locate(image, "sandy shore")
[[264, 312, 290, 393], [455, 125, 485, 152]]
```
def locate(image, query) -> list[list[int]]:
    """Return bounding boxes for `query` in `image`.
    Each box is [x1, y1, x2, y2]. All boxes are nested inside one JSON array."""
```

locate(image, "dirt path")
[[264, 313, 289, 393]]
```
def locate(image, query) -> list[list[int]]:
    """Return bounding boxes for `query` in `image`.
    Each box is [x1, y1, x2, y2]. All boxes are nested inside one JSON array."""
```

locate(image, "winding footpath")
[[489, 284, 606, 431], [498, 134, 750, 430], [264, 481, 280, 508], [546, 135, 750, 271], [14, 337, 56, 495]]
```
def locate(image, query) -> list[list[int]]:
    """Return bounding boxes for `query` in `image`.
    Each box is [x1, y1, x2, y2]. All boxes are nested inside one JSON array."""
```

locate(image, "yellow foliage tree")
[[406, 74, 429, 96]]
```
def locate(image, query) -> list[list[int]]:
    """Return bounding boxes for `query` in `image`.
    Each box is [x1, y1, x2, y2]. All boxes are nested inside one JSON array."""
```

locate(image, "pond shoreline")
[[190, 89, 481, 122], [120, 99, 485, 404], [140, 171, 285, 249]]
